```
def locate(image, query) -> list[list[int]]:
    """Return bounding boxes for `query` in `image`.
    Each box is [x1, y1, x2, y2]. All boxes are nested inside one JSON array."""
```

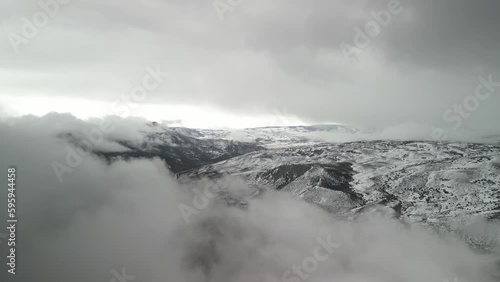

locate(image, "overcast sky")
[[1, 0, 499, 133]]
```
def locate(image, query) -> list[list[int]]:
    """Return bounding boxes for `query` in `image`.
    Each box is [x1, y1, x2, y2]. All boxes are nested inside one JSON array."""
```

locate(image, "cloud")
[[0, 114, 499, 281], [309, 122, 500, 144], [1, 0, 500, 133]]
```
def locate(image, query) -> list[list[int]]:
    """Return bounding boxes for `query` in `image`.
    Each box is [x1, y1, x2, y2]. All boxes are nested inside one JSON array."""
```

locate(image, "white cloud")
[[0, 115, 499, 281]]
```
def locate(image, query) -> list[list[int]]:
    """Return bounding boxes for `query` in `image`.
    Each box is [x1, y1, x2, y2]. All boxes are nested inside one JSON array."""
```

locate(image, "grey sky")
[[1, 0, 499, 134]]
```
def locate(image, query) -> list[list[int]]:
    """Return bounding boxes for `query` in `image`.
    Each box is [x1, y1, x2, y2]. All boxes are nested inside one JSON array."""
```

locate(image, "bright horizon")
[[0, 95, 311, 129]]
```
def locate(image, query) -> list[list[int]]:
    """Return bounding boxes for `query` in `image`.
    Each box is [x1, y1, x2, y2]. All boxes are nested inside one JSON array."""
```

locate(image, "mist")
[[0, 114, 499, 282]]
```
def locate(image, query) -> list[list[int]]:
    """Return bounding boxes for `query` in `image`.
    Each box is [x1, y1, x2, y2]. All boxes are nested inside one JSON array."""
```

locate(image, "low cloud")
[[0, 114, 499, 282]]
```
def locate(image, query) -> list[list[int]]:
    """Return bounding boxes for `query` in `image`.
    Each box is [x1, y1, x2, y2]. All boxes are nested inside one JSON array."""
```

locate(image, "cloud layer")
[[1, 0, 500, 134], [0, 114, 499, 281]]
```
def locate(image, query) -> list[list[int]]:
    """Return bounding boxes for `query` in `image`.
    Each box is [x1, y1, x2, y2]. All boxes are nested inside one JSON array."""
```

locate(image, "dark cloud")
[[1, 0, 499, 135]]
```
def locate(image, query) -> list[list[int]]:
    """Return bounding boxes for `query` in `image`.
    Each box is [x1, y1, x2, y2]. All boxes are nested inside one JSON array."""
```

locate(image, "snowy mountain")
[[166, 124, 359, 147], [96, 126, 264, 173], [94, 125, 500, 249]]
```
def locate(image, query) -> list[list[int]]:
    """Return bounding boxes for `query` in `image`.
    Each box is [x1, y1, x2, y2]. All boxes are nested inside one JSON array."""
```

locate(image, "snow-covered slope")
[[95, 126, 264, 173], [172, 124, 359, 147], [179, 140, 500, 249], [95, 125, 500, 249]]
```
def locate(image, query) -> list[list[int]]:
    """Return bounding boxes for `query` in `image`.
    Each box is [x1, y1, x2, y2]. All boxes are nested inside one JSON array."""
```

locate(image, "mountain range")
[[91, 124, 500, 250]]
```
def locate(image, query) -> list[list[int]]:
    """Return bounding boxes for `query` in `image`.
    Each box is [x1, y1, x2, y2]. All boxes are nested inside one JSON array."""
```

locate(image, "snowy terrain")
[[94, 124, 500, 250]]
